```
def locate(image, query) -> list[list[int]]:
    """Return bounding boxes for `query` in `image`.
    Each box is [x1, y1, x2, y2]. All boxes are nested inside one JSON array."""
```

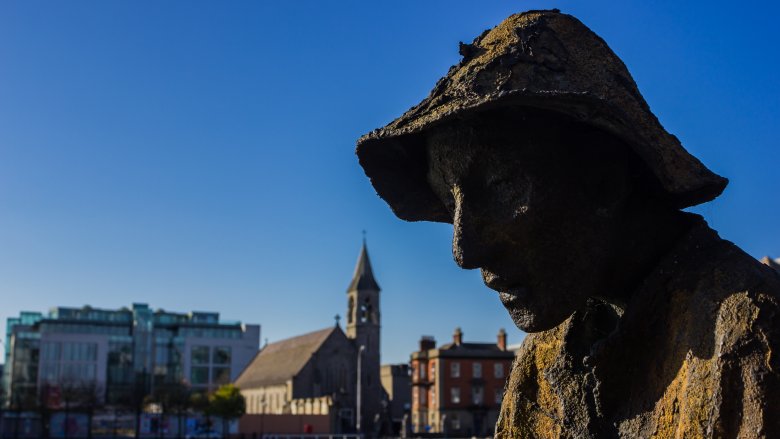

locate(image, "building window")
[[451, 387, 460, 404], [61, 362, 96, 381], [41, 342, 60, 362], [451, 362, 460, 378], [473, 362, 482, 378], [494, 363, 504, 379], [472, 386, 484, 405], [451, 414, 461, 430], [213, 346, 231, 365], [40, 363, 59, 383], [191, 366, 209, 385], [430, 361, 435, 379], [413, 387, 419, 405], [192, 346, 210, 365], [430, 387, 436, 407], [495, 388, 503, 404], [62, 342, 97, 362], [420, 364, 426, 380], [212, 367, 231, 385]]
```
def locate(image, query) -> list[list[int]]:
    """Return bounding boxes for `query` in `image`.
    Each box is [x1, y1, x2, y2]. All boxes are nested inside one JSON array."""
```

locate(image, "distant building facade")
[[760, 256, 780, 272], [236, 326, 357, 431], [2, 303, 260, 406], [410, 328, 514, 437], [380, 364, 411, 436], [236, 241, 384, 434]]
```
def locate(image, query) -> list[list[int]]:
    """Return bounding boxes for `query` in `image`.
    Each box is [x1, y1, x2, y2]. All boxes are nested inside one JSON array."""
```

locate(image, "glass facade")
[[213, 346, 231, 365], [212, 367, 230, 385], [39, 341, 98, 383], [192, 346, 210, 365], [189, 345, 232, 391], [191, 367, 210, 385], [3, 303, 258, 407], [10, 334, 40, 405], [107, 338, 134, 403]]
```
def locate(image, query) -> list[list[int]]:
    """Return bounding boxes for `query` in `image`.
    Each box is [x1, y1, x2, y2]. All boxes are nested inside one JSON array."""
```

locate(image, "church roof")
[[235, 326, 341, 389], [347, 241, 381, 292]]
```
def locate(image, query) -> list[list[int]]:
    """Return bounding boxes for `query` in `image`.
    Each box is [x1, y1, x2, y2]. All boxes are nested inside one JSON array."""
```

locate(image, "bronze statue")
[[357, 10, 780, 438]]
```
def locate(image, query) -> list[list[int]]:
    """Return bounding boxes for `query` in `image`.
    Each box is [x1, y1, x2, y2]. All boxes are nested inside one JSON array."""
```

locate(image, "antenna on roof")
[[362, 229, 367, 245]]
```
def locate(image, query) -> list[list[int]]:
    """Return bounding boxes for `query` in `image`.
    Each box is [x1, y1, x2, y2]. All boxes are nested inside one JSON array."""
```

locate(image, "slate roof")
[[438, 342, 514, 358], [412, 341, 515, 360], [347, 242, 380, 292], [235, 327, 340, 389]]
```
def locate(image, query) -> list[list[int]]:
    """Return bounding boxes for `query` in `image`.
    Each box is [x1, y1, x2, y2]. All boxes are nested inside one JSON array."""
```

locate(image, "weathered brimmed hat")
[[356, 9, 727, 222]]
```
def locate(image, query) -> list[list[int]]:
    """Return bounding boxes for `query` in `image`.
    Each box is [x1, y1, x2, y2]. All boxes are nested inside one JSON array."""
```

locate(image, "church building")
[[235, 241, 384, 434]]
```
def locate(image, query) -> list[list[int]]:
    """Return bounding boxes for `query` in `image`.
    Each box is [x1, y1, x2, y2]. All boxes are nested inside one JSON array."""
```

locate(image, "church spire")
[[347, 238, 381, 292]]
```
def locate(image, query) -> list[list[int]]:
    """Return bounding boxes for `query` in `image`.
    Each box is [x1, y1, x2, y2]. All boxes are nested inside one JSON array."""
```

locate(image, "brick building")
[[410, 328, 514, 436]]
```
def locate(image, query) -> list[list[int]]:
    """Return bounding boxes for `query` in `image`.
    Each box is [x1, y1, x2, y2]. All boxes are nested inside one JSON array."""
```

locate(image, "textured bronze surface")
[[357, 9, 779, 438]]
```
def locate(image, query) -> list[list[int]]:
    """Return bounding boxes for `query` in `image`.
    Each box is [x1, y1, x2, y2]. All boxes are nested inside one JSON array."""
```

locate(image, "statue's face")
[[425, 113, 634, 332]]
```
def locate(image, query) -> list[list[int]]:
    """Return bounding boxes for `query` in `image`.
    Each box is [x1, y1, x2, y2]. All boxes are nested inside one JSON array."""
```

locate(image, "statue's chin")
[[498, 286, 582, 332], [505, 304, 572, 333]]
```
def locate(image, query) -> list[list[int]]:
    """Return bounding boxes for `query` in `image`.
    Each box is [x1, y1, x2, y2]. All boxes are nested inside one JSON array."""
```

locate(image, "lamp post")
[[356, 345, 366, 433]]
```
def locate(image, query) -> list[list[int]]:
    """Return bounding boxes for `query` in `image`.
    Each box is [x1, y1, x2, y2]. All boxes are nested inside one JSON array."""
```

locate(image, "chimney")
[[419, 336, 436, 351], [453, 327, 463, 346], [497, 328, 507, 351]]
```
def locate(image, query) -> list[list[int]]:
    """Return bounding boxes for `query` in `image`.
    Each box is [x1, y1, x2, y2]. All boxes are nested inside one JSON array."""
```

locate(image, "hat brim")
[[357, 90, 727, 223]]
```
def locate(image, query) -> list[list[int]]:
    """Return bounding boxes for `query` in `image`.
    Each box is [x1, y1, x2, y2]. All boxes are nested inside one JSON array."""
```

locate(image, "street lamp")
[[356, 345, 366, 433]]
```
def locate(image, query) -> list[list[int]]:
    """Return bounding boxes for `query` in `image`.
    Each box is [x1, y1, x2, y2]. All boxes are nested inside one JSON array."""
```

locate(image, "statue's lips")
[[499, 289, 529, 309], [482, 270, 529, 305], [483, 271, 521, 291]]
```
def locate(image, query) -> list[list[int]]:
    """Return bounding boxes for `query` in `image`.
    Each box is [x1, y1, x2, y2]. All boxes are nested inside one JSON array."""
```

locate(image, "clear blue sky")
[[1, 1, 778, 364]]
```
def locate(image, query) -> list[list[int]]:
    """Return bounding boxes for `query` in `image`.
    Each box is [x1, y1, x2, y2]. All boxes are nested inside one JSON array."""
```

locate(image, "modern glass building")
[[2, 303, 260, 406]]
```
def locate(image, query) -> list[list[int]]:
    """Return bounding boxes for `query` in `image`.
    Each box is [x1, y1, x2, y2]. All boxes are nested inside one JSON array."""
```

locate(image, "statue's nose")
[[452, 195, 489, 270]]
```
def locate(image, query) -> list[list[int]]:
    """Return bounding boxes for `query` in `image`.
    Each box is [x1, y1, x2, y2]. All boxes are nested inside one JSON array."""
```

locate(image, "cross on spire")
[[334, 314, 341, 327]]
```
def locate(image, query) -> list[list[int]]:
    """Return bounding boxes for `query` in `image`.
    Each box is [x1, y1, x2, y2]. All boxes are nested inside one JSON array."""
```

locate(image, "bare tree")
[[190, 391, 212, 434], [150, 381, 191, 439], [58, 379, 81, 439], [76, 381, 103, 439], [129, 373, 150, 439], [35, 383, 56, 438]]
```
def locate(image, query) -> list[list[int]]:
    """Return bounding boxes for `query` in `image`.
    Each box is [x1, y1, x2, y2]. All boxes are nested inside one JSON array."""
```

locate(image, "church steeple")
[[347, 241, 381, 292], [346, 239, 381, 332], [345, 236, 382, 435]]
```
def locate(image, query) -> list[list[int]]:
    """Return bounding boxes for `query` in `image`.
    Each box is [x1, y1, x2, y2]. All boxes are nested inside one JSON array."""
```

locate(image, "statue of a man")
[[356, 10, 780, 438]]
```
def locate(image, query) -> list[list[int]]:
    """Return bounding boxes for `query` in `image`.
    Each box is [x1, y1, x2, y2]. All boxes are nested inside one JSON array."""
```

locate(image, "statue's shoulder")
[[675, 231, 780, 437], [699, 233, 780, 352]]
